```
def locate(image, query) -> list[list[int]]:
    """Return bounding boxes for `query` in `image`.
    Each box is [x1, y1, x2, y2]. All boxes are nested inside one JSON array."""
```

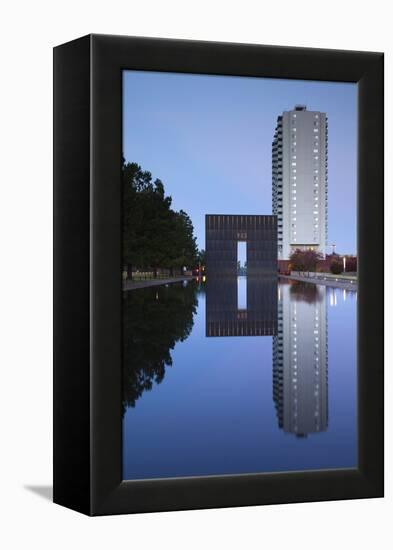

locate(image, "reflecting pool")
[[123, 277, 357, 480]]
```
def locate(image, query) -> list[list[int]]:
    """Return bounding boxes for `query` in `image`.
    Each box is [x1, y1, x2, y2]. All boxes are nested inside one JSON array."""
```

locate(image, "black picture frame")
[[53, 34, 384, 516]]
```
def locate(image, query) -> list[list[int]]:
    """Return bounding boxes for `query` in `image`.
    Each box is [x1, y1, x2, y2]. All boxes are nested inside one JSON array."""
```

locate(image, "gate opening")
[[237, 241, 247, 274], [237, 241, 247, 310]]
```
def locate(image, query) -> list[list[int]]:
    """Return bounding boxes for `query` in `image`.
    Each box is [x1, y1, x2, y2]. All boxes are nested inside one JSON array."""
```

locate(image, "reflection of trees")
[[289, 281, 322, 304], [122, 282, 197, 414]]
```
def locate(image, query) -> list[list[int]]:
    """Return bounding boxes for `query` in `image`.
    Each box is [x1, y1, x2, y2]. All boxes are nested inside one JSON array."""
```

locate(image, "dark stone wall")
[[205, 215, 277, 276]]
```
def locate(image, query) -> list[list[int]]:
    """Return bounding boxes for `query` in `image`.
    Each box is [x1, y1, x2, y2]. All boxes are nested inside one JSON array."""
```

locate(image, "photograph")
[[121, 71, 358, 480], [1, 0, 387, 543]]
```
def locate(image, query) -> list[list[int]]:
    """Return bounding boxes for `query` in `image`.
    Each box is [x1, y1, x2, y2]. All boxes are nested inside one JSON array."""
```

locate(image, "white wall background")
[[0, 1, 391, 548]]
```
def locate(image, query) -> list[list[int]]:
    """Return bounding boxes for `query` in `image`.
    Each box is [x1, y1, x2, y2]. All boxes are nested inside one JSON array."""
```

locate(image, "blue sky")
[[123, 71, 357, 255]]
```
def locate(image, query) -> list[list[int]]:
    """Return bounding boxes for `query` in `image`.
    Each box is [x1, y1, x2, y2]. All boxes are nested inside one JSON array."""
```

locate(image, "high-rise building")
[[272, 105, 328, 260]]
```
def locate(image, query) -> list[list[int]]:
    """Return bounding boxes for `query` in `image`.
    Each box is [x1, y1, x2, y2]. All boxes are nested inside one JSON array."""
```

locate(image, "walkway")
[[123, 276, 194, 291]]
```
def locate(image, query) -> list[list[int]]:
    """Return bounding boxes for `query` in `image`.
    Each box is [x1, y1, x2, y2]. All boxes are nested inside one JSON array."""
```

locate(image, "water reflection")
[[205, 276, 277, 337], [123, 278, 357, 479], [273, 281, 328, 437], [122, 281, 197, 413]]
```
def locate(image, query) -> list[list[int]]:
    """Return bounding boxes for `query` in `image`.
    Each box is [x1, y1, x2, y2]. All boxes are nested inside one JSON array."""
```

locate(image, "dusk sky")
[[123, 71, 357, 255]]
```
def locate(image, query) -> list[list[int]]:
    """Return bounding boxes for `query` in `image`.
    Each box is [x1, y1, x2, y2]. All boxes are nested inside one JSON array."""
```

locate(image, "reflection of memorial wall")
[[273, 282, 328, 437], [206, 276, 277, 337]]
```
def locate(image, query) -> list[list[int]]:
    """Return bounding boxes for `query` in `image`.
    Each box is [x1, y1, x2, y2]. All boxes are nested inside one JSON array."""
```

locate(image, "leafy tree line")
[[330, 256, 357, 275], [123, 160, 199, 278], [289, 249, 323, 275], [289, 249, 357, 276]]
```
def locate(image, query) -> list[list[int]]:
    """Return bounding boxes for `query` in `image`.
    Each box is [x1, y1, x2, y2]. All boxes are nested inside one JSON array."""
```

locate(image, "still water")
[[123, 277, 357, 480]]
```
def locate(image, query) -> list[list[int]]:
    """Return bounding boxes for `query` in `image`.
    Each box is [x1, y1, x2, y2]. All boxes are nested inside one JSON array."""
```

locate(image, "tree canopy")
[[289, 248, 323, 275], [123, 161, 198, 276]]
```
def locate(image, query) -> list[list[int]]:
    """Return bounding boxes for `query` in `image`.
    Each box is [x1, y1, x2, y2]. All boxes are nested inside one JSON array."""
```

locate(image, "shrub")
[[330, 260, 343, 275]]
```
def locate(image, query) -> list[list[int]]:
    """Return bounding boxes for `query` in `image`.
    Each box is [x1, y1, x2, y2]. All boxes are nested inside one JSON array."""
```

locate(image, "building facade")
[[205, 214, 277, 276], [272, 105, 328, 260]]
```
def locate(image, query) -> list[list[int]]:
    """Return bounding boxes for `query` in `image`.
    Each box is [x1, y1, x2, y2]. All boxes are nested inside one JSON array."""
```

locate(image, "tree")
[[166, 210, 198, 274], [140, 177, 175, 277], [197, 249, 206, 266], [289, 248, 323, 276], [330, 260, 343, 274], [122, 162, 148, 276], [122, 160, 198, 278], [345, 256, 357, 272]]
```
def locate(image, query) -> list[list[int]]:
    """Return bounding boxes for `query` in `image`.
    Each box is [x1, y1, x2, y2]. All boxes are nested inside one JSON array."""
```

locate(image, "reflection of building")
[[206, 276, 277, 337], [272, 105, 328, 260], [273, 282, 328, 436], [205, 215, 277, 276]]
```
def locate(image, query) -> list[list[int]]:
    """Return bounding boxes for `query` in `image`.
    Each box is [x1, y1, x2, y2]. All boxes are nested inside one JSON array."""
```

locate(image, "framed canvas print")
[[53, 34, 384, 515]]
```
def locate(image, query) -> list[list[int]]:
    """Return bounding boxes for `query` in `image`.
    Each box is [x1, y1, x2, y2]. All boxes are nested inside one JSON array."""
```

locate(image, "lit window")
[[291, 162, 296, 166]]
